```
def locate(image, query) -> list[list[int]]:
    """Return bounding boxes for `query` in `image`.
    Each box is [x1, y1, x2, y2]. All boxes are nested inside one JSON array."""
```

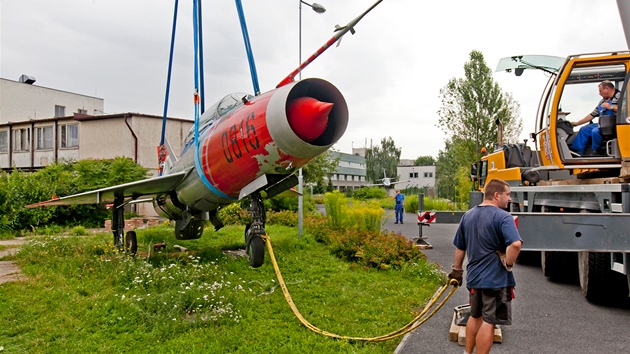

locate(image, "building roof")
[[0, 112, 192, 127]]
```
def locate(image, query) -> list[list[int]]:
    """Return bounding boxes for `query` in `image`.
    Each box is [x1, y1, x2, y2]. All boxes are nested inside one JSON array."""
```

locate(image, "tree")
[[302, 150, 339, 185], [0, 158, 150, 231], [365, 137, 401, 183], [414, 155, 435, 166], [436, 139, 461, 200], [437, 50, 522, 168]]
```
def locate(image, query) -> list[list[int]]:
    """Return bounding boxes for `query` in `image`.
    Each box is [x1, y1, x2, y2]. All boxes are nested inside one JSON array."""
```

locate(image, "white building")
[[397, 164, 436, 189], [1, 76, 104, 121], [0, 76, 192, 216], [0, 76, 191, 174]]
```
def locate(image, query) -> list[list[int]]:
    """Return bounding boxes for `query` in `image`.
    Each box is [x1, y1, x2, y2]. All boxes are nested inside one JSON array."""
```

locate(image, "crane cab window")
[[558, 64, 626, 125]]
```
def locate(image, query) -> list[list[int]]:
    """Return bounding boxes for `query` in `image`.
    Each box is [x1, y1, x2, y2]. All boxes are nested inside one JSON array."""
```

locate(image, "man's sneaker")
[[394, 221, 399, 224]]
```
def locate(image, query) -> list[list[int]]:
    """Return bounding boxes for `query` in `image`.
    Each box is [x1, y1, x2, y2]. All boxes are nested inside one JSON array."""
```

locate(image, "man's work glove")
[[448, 266, 463, 286], [496, 251, 513, 272]]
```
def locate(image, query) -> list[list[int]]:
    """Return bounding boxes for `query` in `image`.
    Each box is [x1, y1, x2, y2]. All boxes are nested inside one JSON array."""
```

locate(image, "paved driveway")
[[386, 211, 630, 354]]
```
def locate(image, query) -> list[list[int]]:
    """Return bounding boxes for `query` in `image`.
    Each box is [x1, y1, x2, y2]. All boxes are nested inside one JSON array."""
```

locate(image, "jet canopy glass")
[[184, 92, 253, 148]]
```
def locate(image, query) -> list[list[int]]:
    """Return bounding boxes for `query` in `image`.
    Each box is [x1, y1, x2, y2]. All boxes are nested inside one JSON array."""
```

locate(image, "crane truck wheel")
[[542, 251, 578, 283], [578, 251, 629, 303], [539, 206, 578, 283]]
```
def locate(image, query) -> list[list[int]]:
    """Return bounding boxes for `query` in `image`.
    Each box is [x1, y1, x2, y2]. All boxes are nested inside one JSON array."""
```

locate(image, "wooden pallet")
[[449, 312, 502, 346]]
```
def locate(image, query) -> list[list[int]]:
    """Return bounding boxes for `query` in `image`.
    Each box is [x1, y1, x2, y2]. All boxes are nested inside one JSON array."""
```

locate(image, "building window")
[[14, 128, 30, 152], [60, 124, 79, 148], [414, 172, 419, 178], [36, 126, 54, 150], [0, 131, 7, 153], [55, 105, 66, 117], [429, 172, 433, 177], [78, 108, 87, 114]]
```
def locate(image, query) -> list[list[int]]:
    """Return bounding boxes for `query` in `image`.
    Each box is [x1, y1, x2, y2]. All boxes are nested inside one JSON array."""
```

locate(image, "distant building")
[[397, 164, 436, 190], [0, 76, 192, 216], [1, 76, 104, 120], [0, 77, 192, 174], [328, 151, 367, 192]]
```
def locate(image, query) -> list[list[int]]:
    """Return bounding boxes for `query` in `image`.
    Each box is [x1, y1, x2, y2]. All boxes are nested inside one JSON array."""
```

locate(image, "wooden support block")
[[494, 326, 503, 343], [449, 312, 459, 342], [458, 326, 467, 346], [449, 312, 503, 346]]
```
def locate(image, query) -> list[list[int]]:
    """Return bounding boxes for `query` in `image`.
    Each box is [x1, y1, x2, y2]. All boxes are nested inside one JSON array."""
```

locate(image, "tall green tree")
[[414, 155, 435, 166], [435, 138, 461, 200], [437, 50, 522, 168], [302, 150, 339, 185], [365, 137, 401, 183]]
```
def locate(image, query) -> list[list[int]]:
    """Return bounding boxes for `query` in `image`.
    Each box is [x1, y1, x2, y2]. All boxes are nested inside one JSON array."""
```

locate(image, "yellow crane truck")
[[471, 51, 630, 303]]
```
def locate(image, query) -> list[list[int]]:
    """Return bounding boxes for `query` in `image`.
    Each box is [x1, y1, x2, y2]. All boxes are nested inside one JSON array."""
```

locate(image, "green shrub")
[[324, 191, 346, 229], [342, 200, 384, 232], [71, 226, 88, 236], [265, 195, 298, 212], [311, 194, 325, 204], [317, 192, 423, 269], [266, 210, 297, 227], [352, 187, 387, 200], [405, 194, 419, 213], [217, 203, 251, 226]]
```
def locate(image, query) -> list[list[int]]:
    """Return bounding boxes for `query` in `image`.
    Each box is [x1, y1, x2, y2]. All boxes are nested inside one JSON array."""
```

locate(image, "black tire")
[[247, 236, 265, 268], [579, 251, 629, 303], [244, 223, 251, 245], [542, 251, 578, 283], [125, 231, 138, 255]]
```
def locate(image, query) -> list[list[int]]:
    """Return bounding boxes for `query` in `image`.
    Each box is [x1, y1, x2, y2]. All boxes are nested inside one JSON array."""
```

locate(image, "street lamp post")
[[298, 1, 325, 237]]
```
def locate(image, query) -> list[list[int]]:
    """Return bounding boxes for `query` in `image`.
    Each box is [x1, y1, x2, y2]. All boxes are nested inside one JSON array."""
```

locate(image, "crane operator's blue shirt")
[[453, 205, 523, 289]]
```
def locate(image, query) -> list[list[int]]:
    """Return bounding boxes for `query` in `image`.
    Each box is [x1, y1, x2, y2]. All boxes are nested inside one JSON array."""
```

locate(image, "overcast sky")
[[1, 0, 628, 160]]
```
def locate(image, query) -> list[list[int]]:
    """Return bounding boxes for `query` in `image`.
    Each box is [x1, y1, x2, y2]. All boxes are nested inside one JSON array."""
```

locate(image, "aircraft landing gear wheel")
[[125, 231, 138, 255], [247, 235, 265, 268]]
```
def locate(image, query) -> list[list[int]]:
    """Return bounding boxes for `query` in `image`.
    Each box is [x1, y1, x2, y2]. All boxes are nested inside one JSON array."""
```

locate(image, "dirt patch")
[[0, 238, 28, 284]]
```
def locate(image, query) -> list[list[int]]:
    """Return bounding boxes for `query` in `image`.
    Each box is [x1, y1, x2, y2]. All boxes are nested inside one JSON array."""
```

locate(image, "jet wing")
[[389, 179, 411, 185], [26, 170, 191, 208]]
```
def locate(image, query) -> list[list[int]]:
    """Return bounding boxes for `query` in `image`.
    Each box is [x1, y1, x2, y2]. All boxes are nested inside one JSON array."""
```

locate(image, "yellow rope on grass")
[[261, 235, 459, 342]]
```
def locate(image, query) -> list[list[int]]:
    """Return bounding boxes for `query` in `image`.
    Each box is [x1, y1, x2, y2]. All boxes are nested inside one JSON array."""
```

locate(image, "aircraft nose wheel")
[[245, 227, 265, 268], [245, 192, 267, 268]]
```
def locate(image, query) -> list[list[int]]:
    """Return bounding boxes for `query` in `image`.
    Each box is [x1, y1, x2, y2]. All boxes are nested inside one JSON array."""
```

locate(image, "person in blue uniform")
[[448, 178, 523, 354], [394, 190, 405, 224], [570, 80, 620, 156]]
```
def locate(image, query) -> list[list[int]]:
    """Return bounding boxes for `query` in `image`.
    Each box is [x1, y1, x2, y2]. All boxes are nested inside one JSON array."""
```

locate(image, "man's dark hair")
[[599, 80, 615, 90], [484, 179, 509, 200]]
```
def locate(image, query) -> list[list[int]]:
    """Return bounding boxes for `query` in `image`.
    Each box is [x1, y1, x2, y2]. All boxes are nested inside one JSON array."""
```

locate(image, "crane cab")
[[473, 52, 630, 190]]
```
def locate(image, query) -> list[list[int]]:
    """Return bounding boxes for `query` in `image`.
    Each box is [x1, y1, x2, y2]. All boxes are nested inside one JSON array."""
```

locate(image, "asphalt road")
[[384, 211, 630, 354]]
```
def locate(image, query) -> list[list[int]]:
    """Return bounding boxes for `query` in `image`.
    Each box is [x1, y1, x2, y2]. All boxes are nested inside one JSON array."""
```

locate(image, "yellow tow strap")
[[261, 235, 460, 342]]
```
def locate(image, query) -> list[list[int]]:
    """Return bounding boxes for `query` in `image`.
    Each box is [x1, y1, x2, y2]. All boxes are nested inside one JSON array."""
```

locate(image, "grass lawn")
[[0, 224, 446, 353]]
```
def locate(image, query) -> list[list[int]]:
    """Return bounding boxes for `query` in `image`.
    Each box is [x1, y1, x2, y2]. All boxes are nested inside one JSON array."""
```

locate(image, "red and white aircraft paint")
[[27, 0, 384, 268]]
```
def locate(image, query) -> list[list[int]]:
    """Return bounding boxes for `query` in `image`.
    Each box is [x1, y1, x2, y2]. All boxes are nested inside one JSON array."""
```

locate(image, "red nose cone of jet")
[[287, 97, 333, 143]]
